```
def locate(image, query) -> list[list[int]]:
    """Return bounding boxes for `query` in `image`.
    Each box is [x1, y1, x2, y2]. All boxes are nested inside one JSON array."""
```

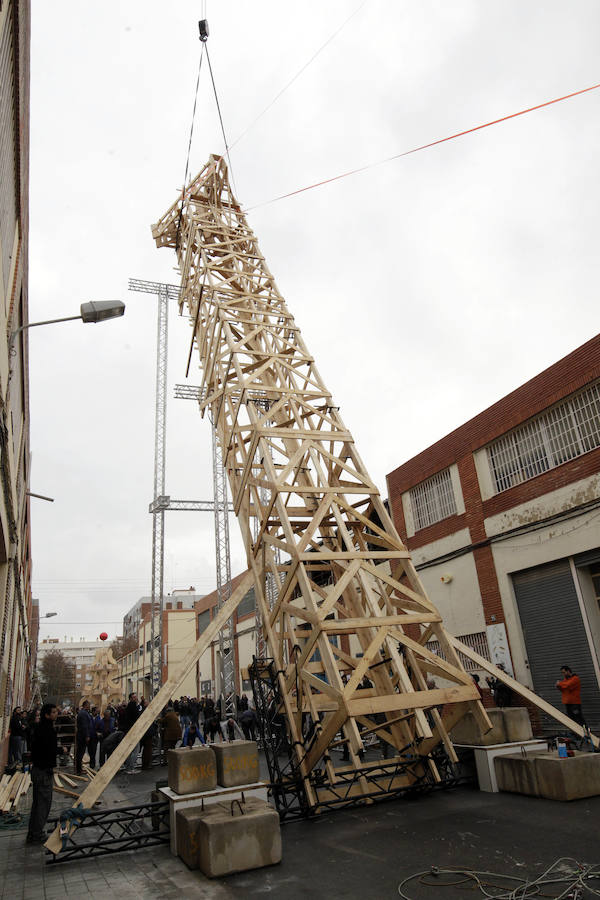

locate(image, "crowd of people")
[[19, 691, 259, 844], [9, 692, 260, 778]]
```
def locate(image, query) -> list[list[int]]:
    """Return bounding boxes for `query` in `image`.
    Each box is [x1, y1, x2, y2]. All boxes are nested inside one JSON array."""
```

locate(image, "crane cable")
[[175, 40, 206, 251], [245, 80, 600, 212], [229, 0, 370, 152], [176, 18, 237, 247], [206, 44, 237, 196]]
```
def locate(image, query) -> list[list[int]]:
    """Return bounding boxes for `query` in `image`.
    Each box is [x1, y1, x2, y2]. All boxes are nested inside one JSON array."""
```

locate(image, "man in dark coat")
[[8, 706, 27, 767], [26, 703, 63, 844], [159, 704, 182, 764], [75, 701, 93, 775], [123, 692, 141, 773], [239, 707, 258, 742]]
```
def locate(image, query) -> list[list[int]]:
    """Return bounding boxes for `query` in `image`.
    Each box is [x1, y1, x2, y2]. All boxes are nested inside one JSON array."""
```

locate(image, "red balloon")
[[99, 632, 108, 641]]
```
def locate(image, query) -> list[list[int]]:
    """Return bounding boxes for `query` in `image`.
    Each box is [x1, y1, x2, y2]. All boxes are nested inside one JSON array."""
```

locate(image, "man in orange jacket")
[[555, 665, 586, 726]]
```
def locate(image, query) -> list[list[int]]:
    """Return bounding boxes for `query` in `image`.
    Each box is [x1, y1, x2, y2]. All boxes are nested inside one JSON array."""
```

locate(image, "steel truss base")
[[249, 657, 467, 821], [46, 800, 170, 863]]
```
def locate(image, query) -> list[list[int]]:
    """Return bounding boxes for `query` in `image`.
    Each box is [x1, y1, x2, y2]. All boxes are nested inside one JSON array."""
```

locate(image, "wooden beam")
[[349, 684, 478, 717], [449, 634, 600, 748], [45, 568, 255, 855]]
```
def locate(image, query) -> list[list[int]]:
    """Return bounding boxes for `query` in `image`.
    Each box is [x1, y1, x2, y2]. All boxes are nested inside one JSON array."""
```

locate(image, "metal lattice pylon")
[[152, 155, 491, 810], [129, 279, 180, 693]]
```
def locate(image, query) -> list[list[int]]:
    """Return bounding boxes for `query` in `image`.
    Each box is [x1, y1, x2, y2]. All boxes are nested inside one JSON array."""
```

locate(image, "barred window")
[[410, 468, 457, 531], [487, 382, 600, 493], [426, 631, 490, 672]]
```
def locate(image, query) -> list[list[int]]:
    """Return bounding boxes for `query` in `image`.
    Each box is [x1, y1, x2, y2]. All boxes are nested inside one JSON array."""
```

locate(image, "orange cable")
[[245, 81, 600, 211]]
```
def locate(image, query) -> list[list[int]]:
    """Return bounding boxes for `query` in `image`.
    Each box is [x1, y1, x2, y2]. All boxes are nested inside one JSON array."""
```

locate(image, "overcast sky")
[[29, 1, 600, 643]]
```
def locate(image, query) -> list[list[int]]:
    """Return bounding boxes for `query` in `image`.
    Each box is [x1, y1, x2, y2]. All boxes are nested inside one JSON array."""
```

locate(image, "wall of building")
[[0, 1, 33, 767], [386, 337, 600, 727]]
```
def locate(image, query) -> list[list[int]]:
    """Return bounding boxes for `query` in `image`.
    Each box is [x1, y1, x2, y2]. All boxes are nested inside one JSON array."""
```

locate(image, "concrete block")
[[534, 752, 600, 801], [494, 754, 539, 796], [176, 806, 205, 869], [177, 797, 281, 877], [451, 708, 506, 746], [502, 708, 533, 742], [213, 740, 260, 787], [167, 746, 217, 795], [494, 751, 600, 801]]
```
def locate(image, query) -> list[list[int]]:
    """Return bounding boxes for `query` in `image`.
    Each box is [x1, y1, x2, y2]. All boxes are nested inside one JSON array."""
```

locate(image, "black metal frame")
[[249, 656, 310, 821], [249, 656, 467, 821], [45, 799, 170, 863]]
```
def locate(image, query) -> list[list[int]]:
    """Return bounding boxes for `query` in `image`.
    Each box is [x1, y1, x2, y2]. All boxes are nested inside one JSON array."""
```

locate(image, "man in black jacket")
[[26, 703, 63, 844], [123, 692, 141, 773], [75, 701, 93, 775]]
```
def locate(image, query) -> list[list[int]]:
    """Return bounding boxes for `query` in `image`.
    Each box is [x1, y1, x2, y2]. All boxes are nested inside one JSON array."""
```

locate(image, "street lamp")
[[43, 612, 57, 619], [10, 301, 125, 347]]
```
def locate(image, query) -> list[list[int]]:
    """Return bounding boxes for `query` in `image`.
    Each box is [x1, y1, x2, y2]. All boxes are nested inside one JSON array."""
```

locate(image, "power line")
[[245, 80, 600, 212], [229, 1, 369, 152]]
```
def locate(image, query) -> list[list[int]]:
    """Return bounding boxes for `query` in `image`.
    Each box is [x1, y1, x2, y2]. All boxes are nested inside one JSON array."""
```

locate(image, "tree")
[[39, 650, 76, 706], [109, 634, 137, 662]]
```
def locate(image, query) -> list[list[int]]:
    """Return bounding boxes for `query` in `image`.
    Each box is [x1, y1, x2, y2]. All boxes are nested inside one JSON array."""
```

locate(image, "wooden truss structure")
[[151, 154, 491, 809], [45, 154, 599, 852]]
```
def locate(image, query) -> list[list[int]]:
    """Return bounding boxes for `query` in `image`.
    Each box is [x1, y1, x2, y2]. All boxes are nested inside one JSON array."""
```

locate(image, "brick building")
[[387, 334, 600, 732]]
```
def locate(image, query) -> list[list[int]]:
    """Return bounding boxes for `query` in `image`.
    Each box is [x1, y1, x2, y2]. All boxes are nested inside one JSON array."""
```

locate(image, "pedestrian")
[[472, 673, 484, 699], [75, 701, 93, 775], [141, 719, 156, 770], [204, 715, 225, 743], [179, 697, 191, 729], [123, 692, 141, 774], [8, 707, 26, 767], [97, 709, 116, 767], [159, 704, 181, 764], [87, 706, 100, 769], [239, 707, 258, 742], [177, 723, 205, 748], [101, 729, 123, 761], [226, 716, 236, 742], [486, 664, 512, 707], [26, 703, 64, 845], [555, 665, 586, 726], [56, 708, 74, 765]]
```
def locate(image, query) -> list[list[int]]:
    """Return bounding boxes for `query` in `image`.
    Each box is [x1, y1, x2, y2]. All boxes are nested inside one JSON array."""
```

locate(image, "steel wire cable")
[[229, 0, 369, 152], [206, 44, 237, 196], [176, 41, 206, 250]]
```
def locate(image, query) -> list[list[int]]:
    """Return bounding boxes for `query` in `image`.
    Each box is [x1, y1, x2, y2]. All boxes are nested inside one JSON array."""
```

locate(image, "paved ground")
[[1, 759, 599, 899]]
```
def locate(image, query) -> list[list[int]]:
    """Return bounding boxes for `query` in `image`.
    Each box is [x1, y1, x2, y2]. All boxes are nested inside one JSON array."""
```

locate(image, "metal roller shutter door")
[[512, 558, 600, 733]]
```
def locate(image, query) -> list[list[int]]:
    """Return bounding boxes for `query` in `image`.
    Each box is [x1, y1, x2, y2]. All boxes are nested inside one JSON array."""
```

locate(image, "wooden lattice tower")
[[152, 154, 491, 809]]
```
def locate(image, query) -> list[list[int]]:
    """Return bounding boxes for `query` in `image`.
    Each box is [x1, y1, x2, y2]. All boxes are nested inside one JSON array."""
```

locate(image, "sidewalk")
[[0, 764, 231, 899], [1, 760, 599, 899]]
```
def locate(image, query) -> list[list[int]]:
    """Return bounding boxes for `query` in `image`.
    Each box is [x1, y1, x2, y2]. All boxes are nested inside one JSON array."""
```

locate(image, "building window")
[[487, 382, 600, 493], [198, 610, 210, 634], [591, 565, 600, 612], [237, 587, 256, 618], [409, 468, 457, 531], [426, 631, 490, 671]]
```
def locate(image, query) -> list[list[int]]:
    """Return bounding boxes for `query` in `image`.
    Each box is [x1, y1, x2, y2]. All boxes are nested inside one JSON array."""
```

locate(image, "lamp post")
[[10, 300, 125, 348]]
